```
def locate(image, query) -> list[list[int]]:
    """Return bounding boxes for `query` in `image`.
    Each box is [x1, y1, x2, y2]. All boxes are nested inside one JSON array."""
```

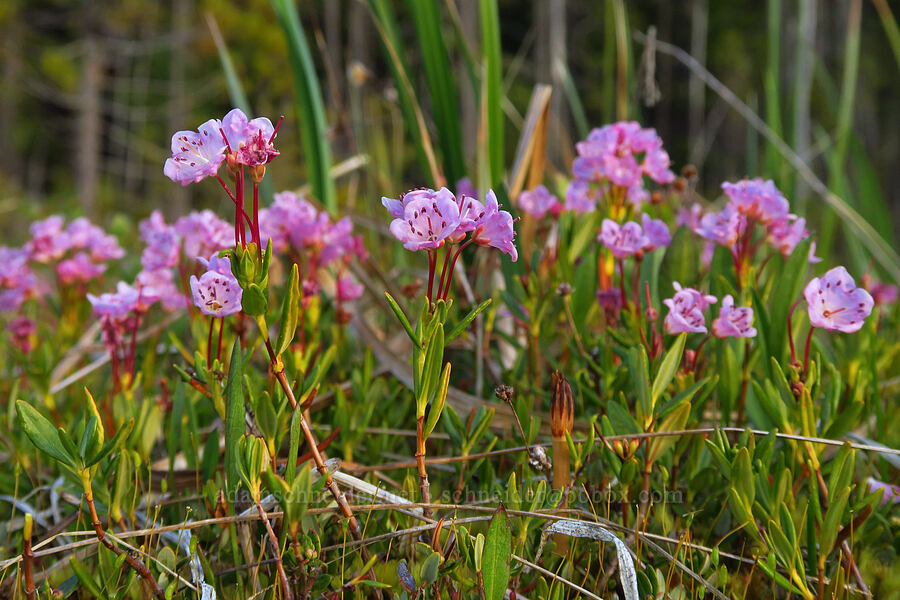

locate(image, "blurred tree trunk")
[[325, 0, 344, 108], [688, 0, 707, 168], [168, 0, 191, 217], [0, 19, 22, 184], [460, 0, 478, 161], [78, 34, 104, 217], [792, 0, 816, 201], [536, 0, 567, 167]]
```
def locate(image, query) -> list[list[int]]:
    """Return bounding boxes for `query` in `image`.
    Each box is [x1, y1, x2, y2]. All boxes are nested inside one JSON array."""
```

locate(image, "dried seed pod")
[[550, 371, 574, 439]]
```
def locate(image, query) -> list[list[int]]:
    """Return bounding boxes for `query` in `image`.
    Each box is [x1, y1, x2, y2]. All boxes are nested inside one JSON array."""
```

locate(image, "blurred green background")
[[1, 0, 897, 264]]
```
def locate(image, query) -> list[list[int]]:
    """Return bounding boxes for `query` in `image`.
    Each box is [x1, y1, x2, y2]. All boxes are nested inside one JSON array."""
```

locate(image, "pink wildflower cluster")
[[565, 122, 675, 213], [690, 178, 821, 273], [517, 185, 561, 220], [0, 216, 123, 316], [259, 191, 367, 304], [383, 186, 517, 303]]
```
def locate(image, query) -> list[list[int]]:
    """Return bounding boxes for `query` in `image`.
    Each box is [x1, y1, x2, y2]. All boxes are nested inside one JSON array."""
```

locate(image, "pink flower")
[[87, 282, 141, 319], [641, 214, 671, 251], [695, 204, 745, 247], [712, 295, 757, 338], [57, 253, 107, 284], [866, 279, 898, 306], [599, 219, 648, 258], [518, 185, 560, 219], [26, 216, 71, 262], [190, 271, 242, 316], [139, 210, 169, 240], [0, 247, 33, 289], [803, 266, 873, 333], [573, 122, 675, 187], [389, 190, 461, 251], [196, 252, 235, 278], [564, 179, 597, 213], [136, 269, 185, 312], [221, 109, 277, 166], [319, 217, 355, 264], [9, 316, 35, 353], [456, 177, 478, 201], [722, 178, 789, 225], [470, 190, 518, 261], [336, 274, 364, 302], [141, 228, 181, 270], [663, 282, 717, 335], [767, 214, 811, 258], [164, 119, 227, 185], [174, 211, 232, 258], [642, 147, 675, 184]]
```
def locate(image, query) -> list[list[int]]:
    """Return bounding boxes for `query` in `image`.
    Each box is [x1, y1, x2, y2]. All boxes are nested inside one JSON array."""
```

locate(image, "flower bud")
[[249, 164, 266, 183], [550, 371, 574, 439], [681, 164, 698, 179], [672, 177, 687, 193]]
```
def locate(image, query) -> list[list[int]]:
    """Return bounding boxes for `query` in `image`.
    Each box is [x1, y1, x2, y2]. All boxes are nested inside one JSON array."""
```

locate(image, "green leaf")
[[766, 238, 811, 363], [384, 292, 418, 344], [299, 346, 336, 406], [646, 401, 690, 463], [69, 556, 104, 598], [16, 401, 77, 468], [224, 340, 245, 495], [270, 0, 335, 212], [275, 263, 301, 357], [731, 447, 756, 509], [418, 324, 445, 415], [241, 283, 269, 317], [651, 333, 686, 409], [446, 298, 492, 343], [627, 346, 652, 428], [85, 419, 134, 468], [479, 0, 504, 185], [481, 504, 511, 600], [423, 362, 451, 439], [285, 406, 303, 484], [421, 551, 441, 586]]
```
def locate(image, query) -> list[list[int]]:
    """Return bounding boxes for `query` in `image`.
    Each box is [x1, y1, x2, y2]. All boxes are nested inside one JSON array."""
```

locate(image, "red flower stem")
[[436, 246, 453, 302], [803, 327, 815, 375], [217, 317, 225, 362], [252, 181, 262, 254], [237, 168, 246, 247], [441, 239, 473, 301], [787, 298, 803, 365], [206, 317, 214, 369], [426, 250, 436, 304], [214, 175, 254, 228]]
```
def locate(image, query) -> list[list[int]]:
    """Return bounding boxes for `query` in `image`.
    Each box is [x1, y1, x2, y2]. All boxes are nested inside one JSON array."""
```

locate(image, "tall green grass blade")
[[270, 0, 336, 214], [821, 0, 862, 254], [224, 340, 244, 495], [479, 0, 504, 186], [764, 0, 785, 186], [873, 0, 900, 74], [558, 62, 589, 139], [407, 0, 466, 184], [368, 0, 440, 182]]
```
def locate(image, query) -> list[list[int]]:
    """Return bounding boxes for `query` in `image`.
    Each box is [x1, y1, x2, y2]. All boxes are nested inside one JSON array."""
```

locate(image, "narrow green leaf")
[[423, 362, 451, 439], [446, 298, 492, 343], [651, 333, 686, 409], [285, 406, 303, 484], [481, 504, 511, 600], [270, 0, 336, 213], [224, 340, 245, 495], [16, 401, 77, 468], [86, 419, 135, 468], [384, 292, 418, 344], [275, 263, 301, 357]]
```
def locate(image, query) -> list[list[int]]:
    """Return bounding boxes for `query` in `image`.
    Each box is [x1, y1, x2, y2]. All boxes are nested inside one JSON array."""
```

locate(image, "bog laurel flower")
[[803, 266, 873, 333], [599, 219, 648, 258], [164, 119, 227, 185], [695, 204, 746, 248], [722, 178, 789, 225], [564, 179, 597, 213], [388, 190, 461, 251], [190, 270, 242, 317], [56, 253, 107, 285], [469, 191, 518, 261], [712, 295, 757, 338], [641, 214, 671, 251], [866, 477, 900, 505], [663, 282, 717, 335], [518, 185, 560, 219], [26, 216, 71, 263], [336, 274, 364, 302], [87, 282, 141, 319]]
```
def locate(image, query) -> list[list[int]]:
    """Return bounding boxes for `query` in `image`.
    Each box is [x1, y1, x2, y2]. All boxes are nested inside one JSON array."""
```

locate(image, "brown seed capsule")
[[550, 371, 574, 439], [650, 191, 663, 205], [681, 164, 698, 179], [672, 177, 687, 193], [495, 384, 515, 404], [401, 279, 423, 299]]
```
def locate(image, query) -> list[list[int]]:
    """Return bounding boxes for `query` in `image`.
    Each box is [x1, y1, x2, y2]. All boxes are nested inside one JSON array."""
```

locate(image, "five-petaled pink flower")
[[695, 204, 745, 248], [722, 178, 789, 225], [564, 179, 597, 213], [164, 119, 227, 185], [599, 219, 648, 258], [469, 191, 518, 261], [190, 271, 242, 317], [87, 282, 141, 319], [388, 190, 461, 251], [663, 282, 717, 335], [803, 266, 873, 333], [712, 295, 757, 338]]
